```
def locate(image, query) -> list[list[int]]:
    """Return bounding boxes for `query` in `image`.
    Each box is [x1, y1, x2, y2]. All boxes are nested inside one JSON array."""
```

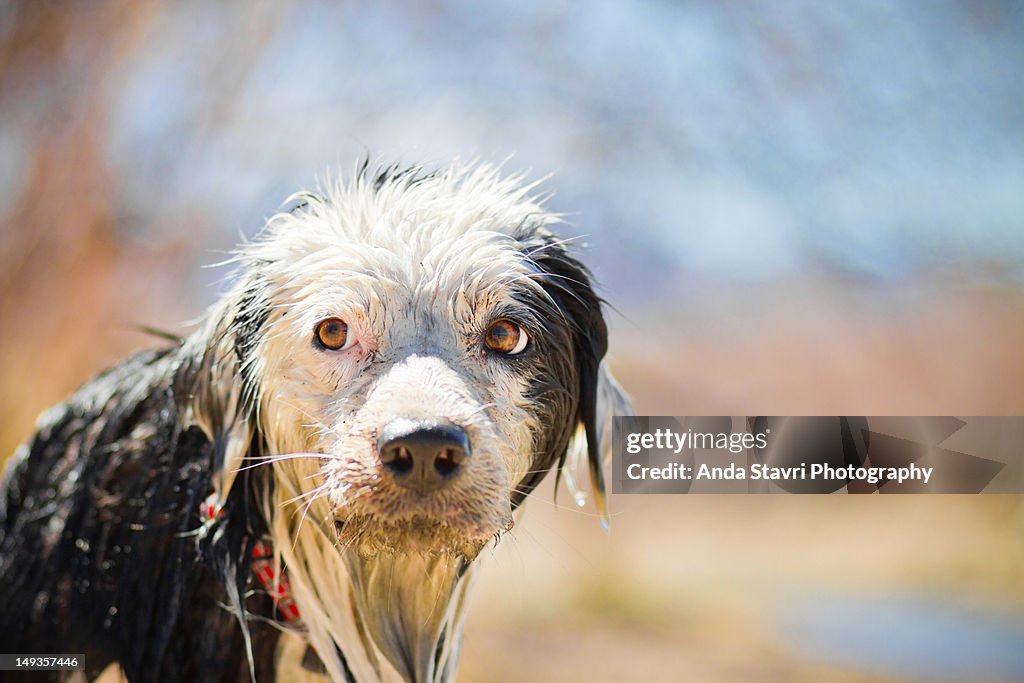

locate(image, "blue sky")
[[42, 0, 1024, 302]]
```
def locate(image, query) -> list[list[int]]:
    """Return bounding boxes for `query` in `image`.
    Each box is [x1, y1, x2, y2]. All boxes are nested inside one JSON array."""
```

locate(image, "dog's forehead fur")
[[252, 163, 555, 290], [242, 164, 564, 352]]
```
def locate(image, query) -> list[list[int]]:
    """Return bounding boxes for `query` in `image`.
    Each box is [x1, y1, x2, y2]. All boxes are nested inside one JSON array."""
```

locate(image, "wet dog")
[[0, 161, 628, 682]]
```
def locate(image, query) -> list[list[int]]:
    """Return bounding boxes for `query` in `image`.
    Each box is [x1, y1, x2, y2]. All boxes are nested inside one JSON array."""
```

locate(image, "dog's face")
[[219, 165, 616, 560]]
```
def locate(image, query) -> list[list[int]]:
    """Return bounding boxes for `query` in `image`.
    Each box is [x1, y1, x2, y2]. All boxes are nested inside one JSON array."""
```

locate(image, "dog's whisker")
[[465, 401, 499, 418], [281, 481, 330, 508], [232, 452, 337, 473], [277, 398, 346, 439], [287, 485, 334, 553]]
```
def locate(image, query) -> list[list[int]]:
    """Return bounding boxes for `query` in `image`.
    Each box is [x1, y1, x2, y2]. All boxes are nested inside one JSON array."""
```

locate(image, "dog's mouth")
[[333, 510, 513, 559], [322, 425, 516, 557]]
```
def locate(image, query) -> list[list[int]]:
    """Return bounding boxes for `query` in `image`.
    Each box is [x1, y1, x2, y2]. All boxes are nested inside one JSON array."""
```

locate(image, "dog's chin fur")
[[335, 516, 506, 559]]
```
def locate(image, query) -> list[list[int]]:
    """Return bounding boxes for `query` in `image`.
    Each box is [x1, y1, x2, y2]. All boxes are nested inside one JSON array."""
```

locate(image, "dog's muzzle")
[[377, 418, 471, 494]]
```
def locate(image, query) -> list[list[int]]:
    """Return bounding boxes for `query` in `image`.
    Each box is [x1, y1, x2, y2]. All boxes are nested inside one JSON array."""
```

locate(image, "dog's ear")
[[566, 363, 631, 526], [175, 273, 268, 506], [172, 273, 271, 675], [524, 238, 632, 526]]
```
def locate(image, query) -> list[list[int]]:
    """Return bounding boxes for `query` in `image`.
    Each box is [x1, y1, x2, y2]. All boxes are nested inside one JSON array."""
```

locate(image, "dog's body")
[[0, 161, 627, 682]]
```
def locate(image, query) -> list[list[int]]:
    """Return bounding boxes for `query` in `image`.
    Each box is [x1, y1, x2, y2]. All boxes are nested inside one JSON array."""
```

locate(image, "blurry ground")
[[459, 284, 1024, 683], [463, 494, 1024, 683]]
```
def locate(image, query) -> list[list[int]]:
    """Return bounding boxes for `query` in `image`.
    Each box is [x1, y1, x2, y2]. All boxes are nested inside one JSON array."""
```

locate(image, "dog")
[[0, 160, 629, 682]]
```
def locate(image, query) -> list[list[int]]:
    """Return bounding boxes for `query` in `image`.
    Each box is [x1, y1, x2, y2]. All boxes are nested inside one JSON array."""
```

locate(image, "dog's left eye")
[[314, 317, 355, 351], [484, 320, 529, 355]]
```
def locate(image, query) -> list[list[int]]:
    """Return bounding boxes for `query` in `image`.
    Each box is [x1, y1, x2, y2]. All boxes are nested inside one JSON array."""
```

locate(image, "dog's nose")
[[377, 419, 471, 492]]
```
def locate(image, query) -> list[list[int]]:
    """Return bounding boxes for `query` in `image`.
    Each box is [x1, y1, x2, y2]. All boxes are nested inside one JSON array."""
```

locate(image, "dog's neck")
[[343, 551, 474, 683]]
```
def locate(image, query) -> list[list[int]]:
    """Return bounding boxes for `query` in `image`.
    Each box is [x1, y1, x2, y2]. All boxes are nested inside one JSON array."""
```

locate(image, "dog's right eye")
[[314, 317, 354, 351], [484, 319, 529, 355]]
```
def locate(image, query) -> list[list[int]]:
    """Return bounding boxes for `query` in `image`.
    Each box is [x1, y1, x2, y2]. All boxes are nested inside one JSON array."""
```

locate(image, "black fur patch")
[[509, 234, 609, 507], [232, 273, 271, 413], [357, 157, 437, 193], [0, 348, 278, 682]]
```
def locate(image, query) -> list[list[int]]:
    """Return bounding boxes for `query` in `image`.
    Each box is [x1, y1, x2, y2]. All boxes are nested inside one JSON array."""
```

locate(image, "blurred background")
[[1, 1, 1023, 681]]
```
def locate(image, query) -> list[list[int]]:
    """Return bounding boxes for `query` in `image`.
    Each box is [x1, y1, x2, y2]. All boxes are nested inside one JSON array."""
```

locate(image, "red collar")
[[200, 494, 303, 625]]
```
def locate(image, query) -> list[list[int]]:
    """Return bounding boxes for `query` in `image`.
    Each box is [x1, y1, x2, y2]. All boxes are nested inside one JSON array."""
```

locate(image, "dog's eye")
[[484, 320, 529, 355], [314, 317, 354, 351]]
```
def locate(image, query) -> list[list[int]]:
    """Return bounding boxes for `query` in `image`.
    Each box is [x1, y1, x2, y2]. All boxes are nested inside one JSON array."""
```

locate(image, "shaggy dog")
[[0, 161, 628, 682]]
